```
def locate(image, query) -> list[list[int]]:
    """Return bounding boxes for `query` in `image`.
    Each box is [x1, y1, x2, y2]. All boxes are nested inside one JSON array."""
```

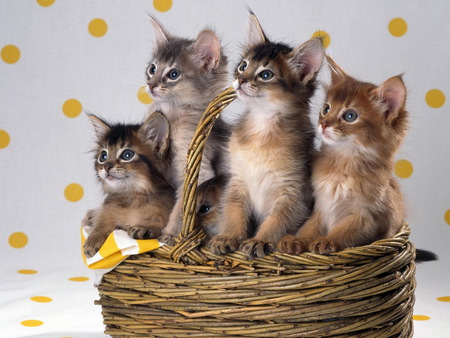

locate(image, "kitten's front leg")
[[278, 211, 324, 254], [309, 213, 372, 254], [83, 212, 116, 258], [209, 183, 249, 255], [159, 190, 183, 245]]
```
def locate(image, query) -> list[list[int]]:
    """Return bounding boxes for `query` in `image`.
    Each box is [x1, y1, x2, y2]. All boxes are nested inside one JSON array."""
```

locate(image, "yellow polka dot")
[[394, 159, 413, 179], [388, 18, 408, 37], [31, 296, 52, 303], [445, 210, 450, 225], [8, 232, 28, 248], [1, 45, 21, 64], [62, 99, 82, 118], [88, 18, 108, 38], [138, 86, 153, 104], [0, 130, 10, 148], [21, 320, 44, 327], [69, 276, 89, 282], [153, 0, 172, 12], [64, 183, 84, 202], [437, 296, 450, 302], [18, 269, 38, 275], [312, 30, 331, 49], [36, 0, 55, 6], [413, 315, 430, 321], [425, 89, 446, 108]]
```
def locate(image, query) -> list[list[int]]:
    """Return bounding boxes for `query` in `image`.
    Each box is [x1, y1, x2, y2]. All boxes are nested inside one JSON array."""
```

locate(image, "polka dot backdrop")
[[1, 0, 448, 336]]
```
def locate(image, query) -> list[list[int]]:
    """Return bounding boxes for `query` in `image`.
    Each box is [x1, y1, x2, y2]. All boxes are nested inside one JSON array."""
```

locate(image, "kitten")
[[196, 174, 229, 240], [145, 16, 230, 243], [83, 112, 175, 257], [209, 13, 324, 259], [277, 56, 408, 255]]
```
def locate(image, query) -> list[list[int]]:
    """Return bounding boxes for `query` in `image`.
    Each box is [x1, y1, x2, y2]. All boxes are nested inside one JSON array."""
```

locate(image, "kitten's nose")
[[238, 77, 246, 85], [321, 121, 328, 130], [148, 84, 156, 92], [104, 163, 112, 173]]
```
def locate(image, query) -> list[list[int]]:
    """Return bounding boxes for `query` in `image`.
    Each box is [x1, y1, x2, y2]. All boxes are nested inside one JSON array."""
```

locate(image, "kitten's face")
[[319, 59, 408, 158], [88, 112, 171, 195], [233, 43, 296, 109], [146, 17, 228, 111], [94, 128, 158, 194]]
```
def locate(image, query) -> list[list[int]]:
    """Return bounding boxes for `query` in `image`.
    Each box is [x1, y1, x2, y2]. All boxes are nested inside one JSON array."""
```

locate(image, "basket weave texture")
[[96, 88, 416, 337]]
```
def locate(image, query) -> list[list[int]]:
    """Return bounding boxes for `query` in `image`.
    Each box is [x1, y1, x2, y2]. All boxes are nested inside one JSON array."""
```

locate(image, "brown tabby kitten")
[[278, 56, 408, 255], [83, 112, 175, 257], [145, 16, 230, 244], [209, 13, 324, 259]]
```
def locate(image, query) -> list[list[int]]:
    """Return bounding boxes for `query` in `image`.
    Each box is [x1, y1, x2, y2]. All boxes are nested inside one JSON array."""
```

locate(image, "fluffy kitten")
[[145, 16, 230, 243], [83, 112, 175, 257], [278, 56, 408, 255], [209, 13, 324, 259]]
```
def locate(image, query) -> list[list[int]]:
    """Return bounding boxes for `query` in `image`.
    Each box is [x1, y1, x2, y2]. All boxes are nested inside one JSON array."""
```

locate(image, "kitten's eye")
[[259, 70, 274, 81], [147, 64, 157, 77], [199, 204, 211, 214], [167, 69, 180, 80], [342, 109, 359, 123], [321, 104, 331, 116], [98, 150, 107, 163], [120, 149, 135, 161], [238, 61, 248, 73]]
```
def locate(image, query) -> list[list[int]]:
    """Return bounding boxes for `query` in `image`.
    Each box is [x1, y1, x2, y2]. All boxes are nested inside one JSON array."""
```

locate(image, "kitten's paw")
[[83, 234, 107, 258], [277, 235, 307, 255], [240, 239, 275, 260], [82, 209, 96, 228], [309, 238, 341, 254], [158, 234, 176, 246], [209, 236, 240, 255], [127, 225, 162, 240]]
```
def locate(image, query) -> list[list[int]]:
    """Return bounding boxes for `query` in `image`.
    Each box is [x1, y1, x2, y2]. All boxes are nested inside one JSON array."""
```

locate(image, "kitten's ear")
[[247, 11, 268, 46], [87, 113, 110, 140], [141, 111, 170, 158], [326, 55, 349, 84], [291, 38, 325, 84], [192, 29, 221, 72], [149, 15, 170, 46], [374, 75, 407, 123]]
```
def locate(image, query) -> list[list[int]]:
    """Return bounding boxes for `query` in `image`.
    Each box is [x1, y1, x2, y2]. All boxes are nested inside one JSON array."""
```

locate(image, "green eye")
[[259, 70, 274, 81], [322, 104, 330, 116], [343, 109, 358, 122], [120, 149, 135, 161], [98, 150, 107, 163], [168, 69, 180, 80], [238, 61, 248, 73]]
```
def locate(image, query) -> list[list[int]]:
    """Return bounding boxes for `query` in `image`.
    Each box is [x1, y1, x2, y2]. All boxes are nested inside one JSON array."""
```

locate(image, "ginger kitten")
[[209, 13, 324, 259], [145, 16, 230, 243], [83, 112, 175, 257], [278, 56, 408, 255]]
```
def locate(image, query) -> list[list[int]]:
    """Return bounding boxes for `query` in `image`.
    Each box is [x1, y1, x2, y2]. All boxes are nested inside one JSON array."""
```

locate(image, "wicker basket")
[[96, 87, 416, 337]]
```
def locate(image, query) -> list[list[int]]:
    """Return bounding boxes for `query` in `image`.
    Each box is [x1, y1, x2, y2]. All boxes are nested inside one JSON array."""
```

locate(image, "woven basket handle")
[[169, 87, 236, 262]]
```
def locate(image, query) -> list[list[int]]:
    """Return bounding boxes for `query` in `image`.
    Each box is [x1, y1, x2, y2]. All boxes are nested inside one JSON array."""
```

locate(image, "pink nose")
[[321, 121, 328, 130], [238, 77, 245, 85], [148, 84, 156, 92]]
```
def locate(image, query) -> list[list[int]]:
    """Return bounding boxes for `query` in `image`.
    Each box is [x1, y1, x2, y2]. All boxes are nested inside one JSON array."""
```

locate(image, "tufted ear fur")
[[148, 15, 171, 47], [290, 38, 325, 84], [192, 29, 221, 72], [247, 11, 268, 47], [87, 113, 110, 140], [373, 75, 407, 123], [140, 111, 170, 159], [327, 55, 349, 85]]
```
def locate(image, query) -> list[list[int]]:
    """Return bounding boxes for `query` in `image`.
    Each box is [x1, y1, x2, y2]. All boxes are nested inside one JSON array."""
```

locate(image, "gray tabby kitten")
[[209, 13, 324, 259], [145, 16, 230, 243]]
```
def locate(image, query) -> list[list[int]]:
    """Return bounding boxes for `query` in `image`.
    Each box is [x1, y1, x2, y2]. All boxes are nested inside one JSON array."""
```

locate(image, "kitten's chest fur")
[[229, 111, 311, 218]]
